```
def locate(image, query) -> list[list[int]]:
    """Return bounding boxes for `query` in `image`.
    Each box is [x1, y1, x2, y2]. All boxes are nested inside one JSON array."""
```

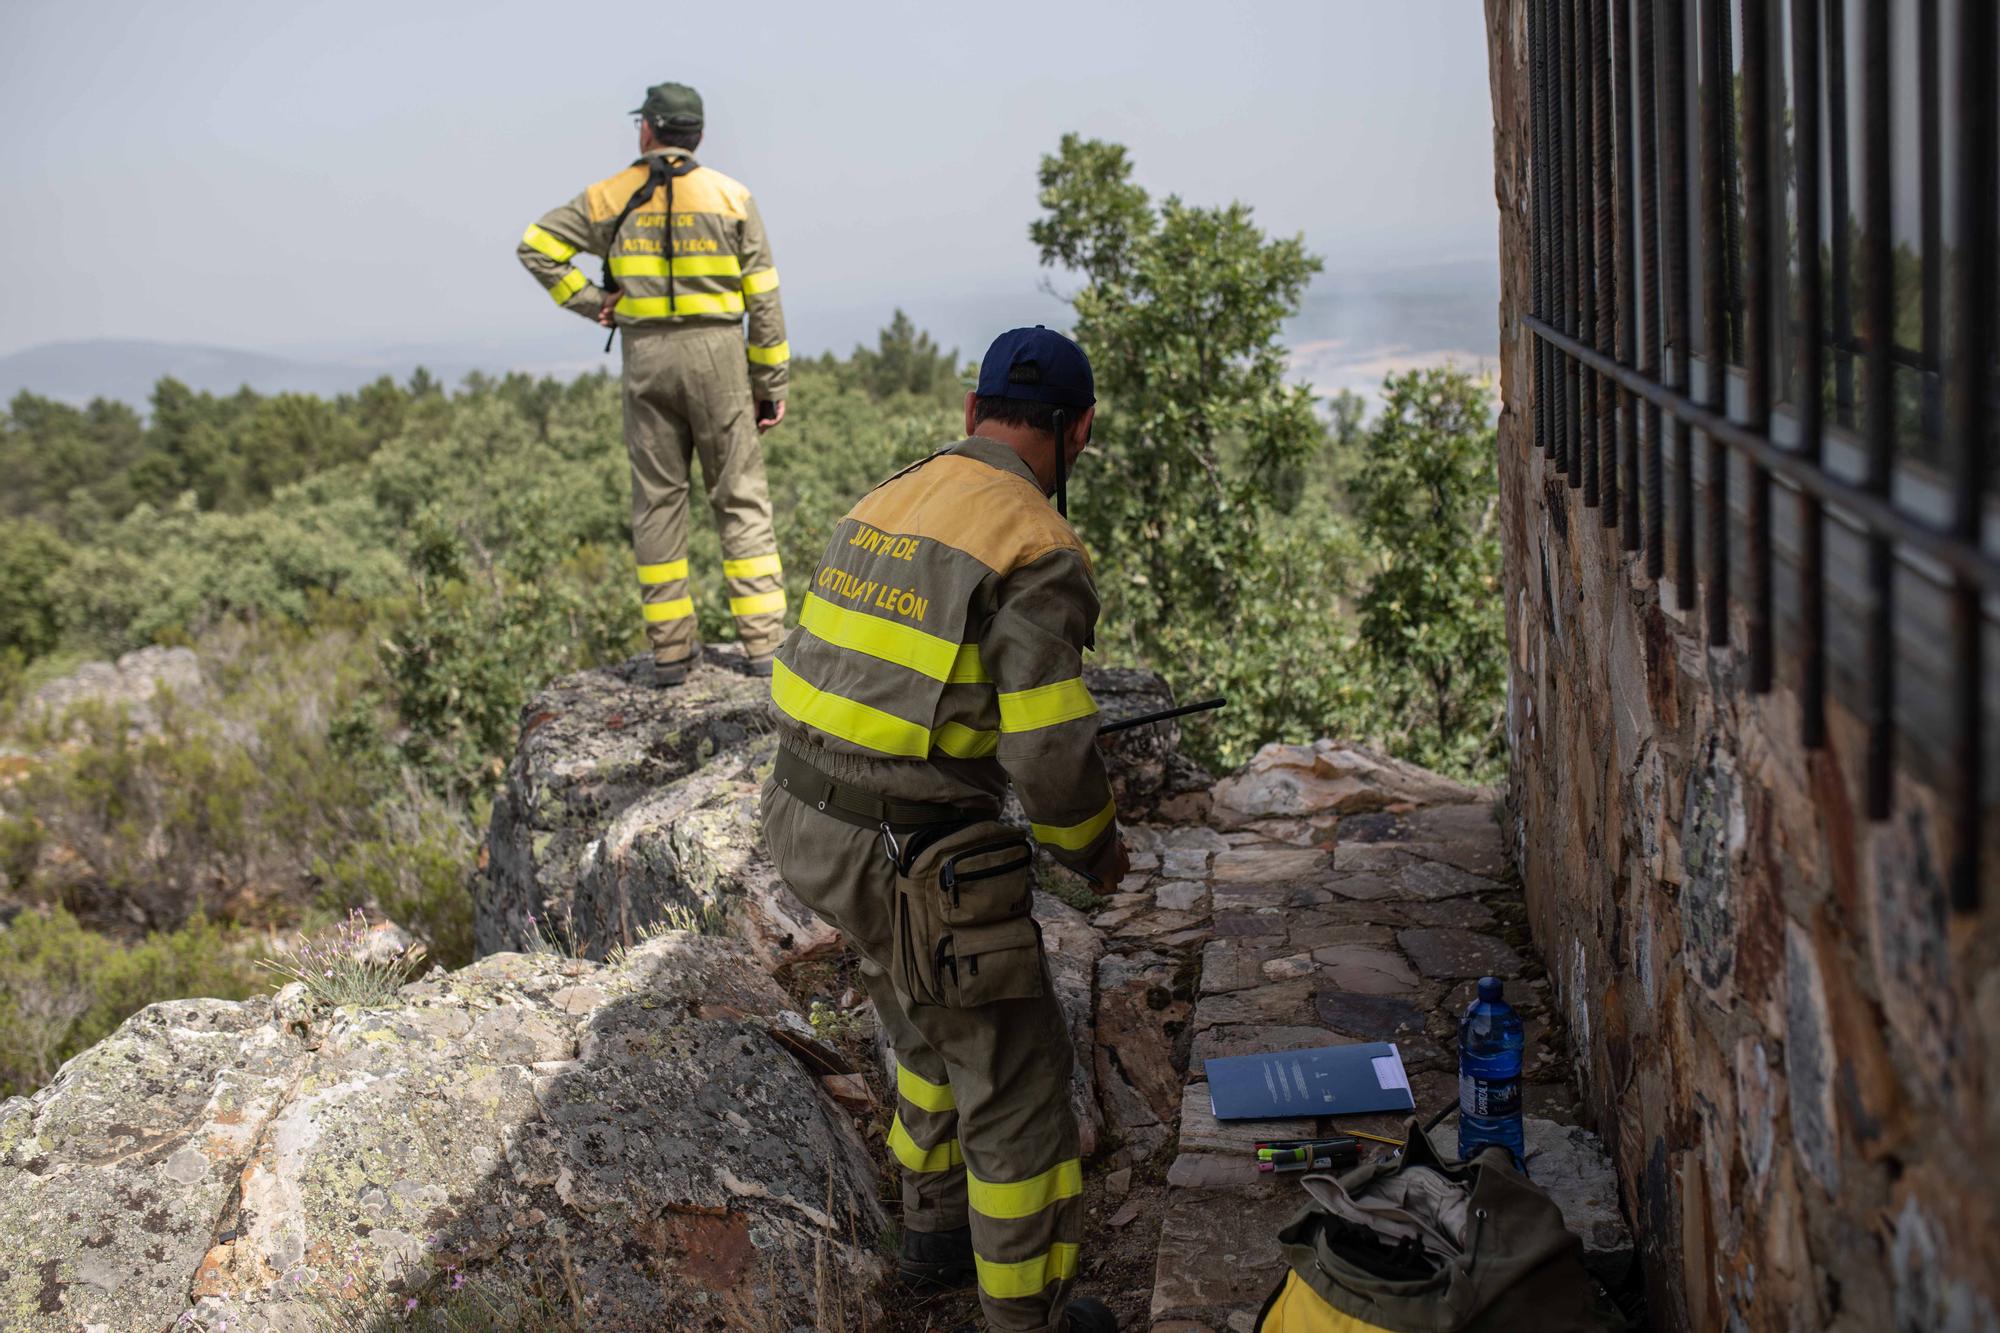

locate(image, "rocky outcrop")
[[475, 649, 783, 964], [1209, 738, 1483, 838], [476, 649, 1211, 966], [19, 646, 207, 734], [0, 934, 885, 1332]]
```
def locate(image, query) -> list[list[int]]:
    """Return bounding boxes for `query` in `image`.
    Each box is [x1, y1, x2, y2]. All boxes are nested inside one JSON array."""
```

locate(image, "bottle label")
[[1459, 1072, 1521, 1118]]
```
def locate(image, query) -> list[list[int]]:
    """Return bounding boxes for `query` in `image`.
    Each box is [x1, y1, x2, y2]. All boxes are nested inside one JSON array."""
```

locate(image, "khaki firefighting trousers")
[[760, 745, 1083, 1333], [620, 324, 785, 664]]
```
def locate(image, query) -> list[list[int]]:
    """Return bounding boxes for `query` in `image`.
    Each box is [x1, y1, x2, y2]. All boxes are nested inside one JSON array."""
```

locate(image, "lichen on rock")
[[0, 934, 886, 1331]]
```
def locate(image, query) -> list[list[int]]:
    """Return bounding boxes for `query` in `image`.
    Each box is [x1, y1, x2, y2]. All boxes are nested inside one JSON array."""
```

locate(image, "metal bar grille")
[[1947, 0, 1996, 909], [1581, 0, 1601, 498], [1792, 0, 1828, 748], [1563, 0, 1583, 479], [1827, 0, 1857, 427], [1919, 0, 1943, 443], [1616, 0, 1640, 547], [1700, 0, 1731, 648], [1521, 0, 1995, 910], [1742, 0, 1774, 692], [1639, 0, 1666, 579], [1594, 0, 1617, 515], [1664, 0, 1696, 604], [1862, 0, 1894, 817], [1533, 0, 1552, 462]]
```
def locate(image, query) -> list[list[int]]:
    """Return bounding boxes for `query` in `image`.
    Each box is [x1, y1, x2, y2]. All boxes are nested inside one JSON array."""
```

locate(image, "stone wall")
[[1484, 5, 2000, 1330]]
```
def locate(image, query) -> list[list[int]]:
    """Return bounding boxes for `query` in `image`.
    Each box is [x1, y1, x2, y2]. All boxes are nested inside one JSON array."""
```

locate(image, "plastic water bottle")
[[1457, 976, 1526, 1170]]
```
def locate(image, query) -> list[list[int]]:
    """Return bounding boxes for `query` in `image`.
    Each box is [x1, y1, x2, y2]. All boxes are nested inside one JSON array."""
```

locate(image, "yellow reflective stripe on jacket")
[[1031, 795, 1116, 852], [974, 1245, 1080, 1301], [997, 677, 1097, 732], [637, 559, 689, 585], [771, 660, 931, 758], [741, 267, 780, 295], [798, 592, 962, 682], [617, 292, 745, 317], [887, 1114, 963, 1173], [896, 1063, 955, 1114], [729, 590, 787, 617], [934, 721, 1000, 759], [608, 254, 744, 279], [967, 1159, 1083, 1221], [522, 223, 578, 262], [746, 340, 790, 366], [642, 597, 694, 623], [771, 659, 1000, 759], [947, 643, 990, 684], [549, 270, 589, 304], [722, 553, 783, 579]]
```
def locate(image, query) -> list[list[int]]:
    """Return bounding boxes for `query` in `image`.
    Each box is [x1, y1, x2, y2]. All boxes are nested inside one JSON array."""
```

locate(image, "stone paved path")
[[1074, 741, 1624, 1332]]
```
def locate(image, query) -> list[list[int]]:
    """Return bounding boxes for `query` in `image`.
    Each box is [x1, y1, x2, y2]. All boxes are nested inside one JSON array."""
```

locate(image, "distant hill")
[[0, 338, 595, 411], [0, 339, 376, 408], [2, 256, 1497, 414]]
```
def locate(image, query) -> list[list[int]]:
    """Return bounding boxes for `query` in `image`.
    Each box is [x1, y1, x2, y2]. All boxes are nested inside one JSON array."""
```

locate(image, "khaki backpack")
[[1255, 1120, 1623, 1333]]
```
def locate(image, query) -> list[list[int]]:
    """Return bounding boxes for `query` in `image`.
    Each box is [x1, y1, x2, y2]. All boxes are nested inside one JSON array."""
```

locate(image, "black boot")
[[898, 1225, 975, 1290], [743, 652, 775, 678], [1062, 1296, 1119, 1332], [654, 657, 692, 688], [946, 1293, 1117, 1333]]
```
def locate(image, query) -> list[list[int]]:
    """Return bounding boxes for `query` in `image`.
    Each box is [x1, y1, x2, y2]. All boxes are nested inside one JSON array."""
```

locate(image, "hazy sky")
[[0, 0, 1498, 363]]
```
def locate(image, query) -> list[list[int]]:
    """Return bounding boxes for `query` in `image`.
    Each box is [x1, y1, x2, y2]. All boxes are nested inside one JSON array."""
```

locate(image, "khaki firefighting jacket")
[[770, 437, 1119, 873], [517, 147, 790, 402]]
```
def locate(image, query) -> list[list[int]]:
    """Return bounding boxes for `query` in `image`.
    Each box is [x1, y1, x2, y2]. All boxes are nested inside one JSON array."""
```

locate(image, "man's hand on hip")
[[756, 399, 786, 433]]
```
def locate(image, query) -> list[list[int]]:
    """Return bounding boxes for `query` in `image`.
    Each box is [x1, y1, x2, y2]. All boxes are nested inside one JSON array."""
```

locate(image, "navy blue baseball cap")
[[975, 326, 1096, 408]]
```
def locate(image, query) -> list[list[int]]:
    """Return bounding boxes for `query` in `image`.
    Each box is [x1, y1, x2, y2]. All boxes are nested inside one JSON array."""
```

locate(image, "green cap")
[[630, 82, 704, 133]]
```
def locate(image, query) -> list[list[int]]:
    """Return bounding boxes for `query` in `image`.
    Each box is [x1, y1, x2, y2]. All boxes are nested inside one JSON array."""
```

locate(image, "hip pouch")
[[891, 820, 1044, 1009]]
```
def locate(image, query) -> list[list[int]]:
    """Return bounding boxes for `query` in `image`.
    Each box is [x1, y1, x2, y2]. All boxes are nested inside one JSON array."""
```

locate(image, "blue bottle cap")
[[1476, 976, 1504, 1002]]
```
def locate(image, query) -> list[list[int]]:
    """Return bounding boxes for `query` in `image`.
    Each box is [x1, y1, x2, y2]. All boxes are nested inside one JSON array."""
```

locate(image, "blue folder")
[[1206, 1042, 1416, 1120]]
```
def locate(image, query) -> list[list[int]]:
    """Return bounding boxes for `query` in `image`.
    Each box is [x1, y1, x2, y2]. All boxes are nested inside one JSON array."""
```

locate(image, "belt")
[[773, 745, 995, 835]]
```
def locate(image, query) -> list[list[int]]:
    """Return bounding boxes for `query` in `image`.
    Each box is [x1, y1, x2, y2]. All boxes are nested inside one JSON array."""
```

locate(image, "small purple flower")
[[405, 1297, 419, 1312], [450, 1272, 466, 1290]]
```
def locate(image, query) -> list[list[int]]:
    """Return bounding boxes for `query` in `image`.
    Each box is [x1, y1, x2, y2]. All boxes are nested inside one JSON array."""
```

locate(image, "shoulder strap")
[[602, 156, 700, 292], [600, 155, 701, 349]]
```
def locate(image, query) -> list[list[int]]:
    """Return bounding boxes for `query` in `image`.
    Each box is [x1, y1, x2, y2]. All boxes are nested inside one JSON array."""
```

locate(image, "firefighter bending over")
[[761, 327, 1128, 1333]]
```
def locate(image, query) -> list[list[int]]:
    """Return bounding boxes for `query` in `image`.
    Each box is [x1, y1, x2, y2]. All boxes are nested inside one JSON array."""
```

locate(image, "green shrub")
[[0, 622, 483, 965], [313, 775, 480, 969], [1350, 367, 1505, 780], [0, 628, 380, 928], [0, 906, 260, 1097], [0, 518, 70, 660]]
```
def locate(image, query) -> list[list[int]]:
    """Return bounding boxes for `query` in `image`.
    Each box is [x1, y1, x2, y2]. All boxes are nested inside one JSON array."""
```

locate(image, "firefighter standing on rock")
[[517, 81, 790, 684], [761, 327, 1128, 1333]]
